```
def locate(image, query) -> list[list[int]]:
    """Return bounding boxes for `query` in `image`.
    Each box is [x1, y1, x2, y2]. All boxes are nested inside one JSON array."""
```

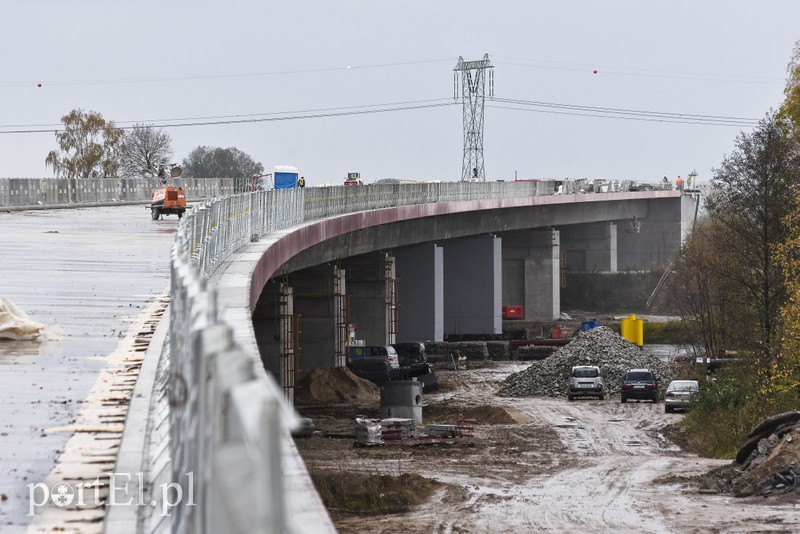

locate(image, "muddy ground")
[[295, 362, 800, 533]]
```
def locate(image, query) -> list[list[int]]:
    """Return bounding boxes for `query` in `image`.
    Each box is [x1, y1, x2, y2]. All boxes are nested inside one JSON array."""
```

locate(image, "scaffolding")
[[384, 253, 397, 345], [333, 264, 349, 368], [279, 275, 301, 401]]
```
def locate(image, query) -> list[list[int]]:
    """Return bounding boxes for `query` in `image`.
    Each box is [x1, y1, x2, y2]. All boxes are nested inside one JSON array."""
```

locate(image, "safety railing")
[[163, 177, 634, 533], [0, 177, 236, 207]]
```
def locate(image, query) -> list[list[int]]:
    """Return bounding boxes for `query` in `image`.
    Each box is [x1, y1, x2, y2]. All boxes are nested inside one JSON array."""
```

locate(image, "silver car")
[[568, 365, 604, 400], [664, 380, 699, 413]]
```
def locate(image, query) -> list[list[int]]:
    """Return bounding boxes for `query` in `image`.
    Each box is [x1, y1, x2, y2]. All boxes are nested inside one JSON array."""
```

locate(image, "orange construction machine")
[[147, 165, 186, 220]]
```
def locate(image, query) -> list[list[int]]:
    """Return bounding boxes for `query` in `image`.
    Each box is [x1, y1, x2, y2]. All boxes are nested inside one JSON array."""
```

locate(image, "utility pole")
[[454, 54, 494, 182]]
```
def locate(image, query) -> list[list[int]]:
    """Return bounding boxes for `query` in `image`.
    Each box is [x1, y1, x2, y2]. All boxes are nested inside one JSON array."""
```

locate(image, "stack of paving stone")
[[498, 326, 674, 397], [380, 418, 416, 441]]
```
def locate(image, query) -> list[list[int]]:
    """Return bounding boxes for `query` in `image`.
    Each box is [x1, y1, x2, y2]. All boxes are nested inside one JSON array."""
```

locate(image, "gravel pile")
[[498, 326, 674, 397]]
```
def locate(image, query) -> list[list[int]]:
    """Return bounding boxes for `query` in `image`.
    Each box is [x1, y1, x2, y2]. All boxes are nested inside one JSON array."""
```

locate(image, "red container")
[[502, 305, 523, 319]]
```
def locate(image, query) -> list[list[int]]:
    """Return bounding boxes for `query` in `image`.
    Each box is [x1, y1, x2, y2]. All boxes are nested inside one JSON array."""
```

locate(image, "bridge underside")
[[239, 193, 694, 398]]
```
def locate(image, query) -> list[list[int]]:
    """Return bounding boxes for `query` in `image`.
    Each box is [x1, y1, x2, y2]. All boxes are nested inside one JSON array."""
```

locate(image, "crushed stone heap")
[[498, 326, 674, 397]]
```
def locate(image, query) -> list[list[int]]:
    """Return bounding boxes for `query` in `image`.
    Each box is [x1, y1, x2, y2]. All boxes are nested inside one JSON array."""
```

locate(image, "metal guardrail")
[[0, 177, 236, 207], [167, 180, 597, 532]]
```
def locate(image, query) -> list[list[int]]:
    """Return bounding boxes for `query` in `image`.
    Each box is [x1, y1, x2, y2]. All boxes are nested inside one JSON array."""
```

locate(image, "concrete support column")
[[345, 253, 396, 346], [607, 222, 618, 272], [290, 264, 339, 379], [502, 229, 560, 321], [443, 235, 502, 335], [525, 229, 560, 321], [395, 244, 443, 342]]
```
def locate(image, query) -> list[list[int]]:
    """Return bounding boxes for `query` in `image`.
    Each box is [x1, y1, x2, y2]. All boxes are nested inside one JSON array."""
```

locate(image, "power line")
[[0, 94, 764, 135], [131, 98, 455, 126], [0, 58, 456, 88], [0, 101, 458, 135], [489, 101, 759, 127], [0, 98, 455, 129], [493, 97, 761, 126]]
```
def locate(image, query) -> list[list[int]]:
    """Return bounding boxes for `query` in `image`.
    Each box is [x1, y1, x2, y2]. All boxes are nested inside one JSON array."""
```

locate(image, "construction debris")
[[354, 417, 383, 447], [700, 411, 800, 498], [498, 326, 674, 397], [0, 297, 44, 340]]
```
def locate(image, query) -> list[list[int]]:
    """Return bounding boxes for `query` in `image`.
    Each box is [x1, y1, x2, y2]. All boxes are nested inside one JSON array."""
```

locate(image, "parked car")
[[348, 357, 396, 386], [347, 345, 400, 386], [391, 342, 439, 391], [620, 368, 659, 403], [568, 365, 604, 400], [664, 380, 700, 413]]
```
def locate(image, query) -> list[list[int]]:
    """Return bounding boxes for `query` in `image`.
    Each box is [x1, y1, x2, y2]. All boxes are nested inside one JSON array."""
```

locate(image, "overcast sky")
[[2, 1, 798, 186]]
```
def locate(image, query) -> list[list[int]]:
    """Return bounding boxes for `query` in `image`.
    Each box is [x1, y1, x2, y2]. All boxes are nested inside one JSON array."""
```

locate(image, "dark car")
[[620, 368, 659, 403], [391, 342, 439, 391], [347, 345, 400, 386], [348, 357, 395, 386]]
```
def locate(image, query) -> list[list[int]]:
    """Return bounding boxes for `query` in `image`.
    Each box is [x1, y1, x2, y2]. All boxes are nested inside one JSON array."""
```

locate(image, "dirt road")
[[297, 362, 800, 533]]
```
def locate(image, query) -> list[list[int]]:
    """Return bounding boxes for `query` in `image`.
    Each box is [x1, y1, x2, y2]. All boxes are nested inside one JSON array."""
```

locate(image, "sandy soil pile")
[[294, 366, 379, 405]]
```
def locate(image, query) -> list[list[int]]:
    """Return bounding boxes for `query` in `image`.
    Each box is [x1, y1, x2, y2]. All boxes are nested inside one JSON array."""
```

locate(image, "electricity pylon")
[[454, 54, 494, 182]]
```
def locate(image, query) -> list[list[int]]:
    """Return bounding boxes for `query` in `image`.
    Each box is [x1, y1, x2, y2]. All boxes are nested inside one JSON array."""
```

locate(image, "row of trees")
[[673, 41, 800, 455], [45, 109, 263, 179]]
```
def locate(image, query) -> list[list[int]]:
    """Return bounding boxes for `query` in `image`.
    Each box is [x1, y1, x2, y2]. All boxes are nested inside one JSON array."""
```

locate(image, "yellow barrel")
[[620, 316, 630, 342], [632, 315, 644, 347], [620, 314, 644, 347]]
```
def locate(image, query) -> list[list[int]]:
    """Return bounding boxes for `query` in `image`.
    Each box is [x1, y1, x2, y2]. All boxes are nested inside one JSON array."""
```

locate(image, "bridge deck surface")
[[0, 205, 176, 530]]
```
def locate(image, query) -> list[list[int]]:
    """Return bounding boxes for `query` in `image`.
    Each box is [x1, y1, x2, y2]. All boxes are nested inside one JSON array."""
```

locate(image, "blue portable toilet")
[[273, 165, 299, 189]]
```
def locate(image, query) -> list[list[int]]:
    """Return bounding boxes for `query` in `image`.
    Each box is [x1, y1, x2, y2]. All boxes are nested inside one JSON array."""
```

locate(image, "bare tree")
[[118, 124, 174, 178], [670, 219, 739, 359]]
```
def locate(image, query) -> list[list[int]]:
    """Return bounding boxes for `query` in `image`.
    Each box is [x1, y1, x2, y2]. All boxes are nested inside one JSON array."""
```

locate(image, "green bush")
[[642, 321, 692, 344], [682, 360, 800, 458]]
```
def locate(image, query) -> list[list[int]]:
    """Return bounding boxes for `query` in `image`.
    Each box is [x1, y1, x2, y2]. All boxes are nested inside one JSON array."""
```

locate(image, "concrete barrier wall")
[[0, 177, 236, 207]]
